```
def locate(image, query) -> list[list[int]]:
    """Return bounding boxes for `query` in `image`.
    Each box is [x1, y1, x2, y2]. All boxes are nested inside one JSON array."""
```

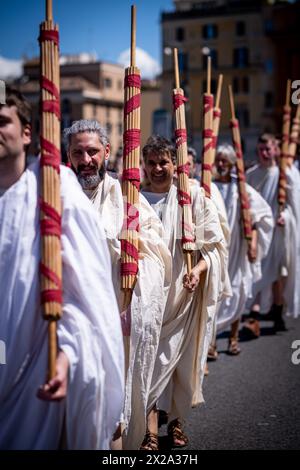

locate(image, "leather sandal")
[[140, 430, 159, 451], [167, 419, 188, 448], [227, 338, 241, 355]]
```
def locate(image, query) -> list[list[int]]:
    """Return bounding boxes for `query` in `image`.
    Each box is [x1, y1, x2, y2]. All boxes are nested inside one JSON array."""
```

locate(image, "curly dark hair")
[[142, 135, 176, 165]]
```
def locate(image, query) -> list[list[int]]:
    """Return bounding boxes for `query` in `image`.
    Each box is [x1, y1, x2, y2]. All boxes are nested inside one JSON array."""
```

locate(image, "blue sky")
[[0, 0, 174, 64]]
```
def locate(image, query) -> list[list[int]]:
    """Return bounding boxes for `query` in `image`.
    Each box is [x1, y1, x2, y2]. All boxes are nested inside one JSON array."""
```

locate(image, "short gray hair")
[[63, 119, 108, 150], [216, 143, 237, 165]]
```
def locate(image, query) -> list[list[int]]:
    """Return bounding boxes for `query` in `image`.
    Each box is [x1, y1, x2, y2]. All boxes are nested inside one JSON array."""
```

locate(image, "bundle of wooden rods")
[[211, 74, 223, 163], [201, 57, 214, 199], [278, 79, 291, 211], [173, 48, 194, 273], [120, 5, 141, 309], [288, 103, 300, 164], [228, 85, 252, 246], [39, 0, 62, 379]]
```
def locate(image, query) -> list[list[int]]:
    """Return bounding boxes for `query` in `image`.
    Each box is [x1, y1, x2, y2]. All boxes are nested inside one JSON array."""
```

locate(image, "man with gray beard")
[[64, 120, 171, 450]]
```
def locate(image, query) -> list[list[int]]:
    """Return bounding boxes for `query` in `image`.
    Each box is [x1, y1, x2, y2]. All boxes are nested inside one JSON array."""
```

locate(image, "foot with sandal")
[[227, 319, 241, 355], [140, 407, 159, 451], [167, 418, 189, 448]]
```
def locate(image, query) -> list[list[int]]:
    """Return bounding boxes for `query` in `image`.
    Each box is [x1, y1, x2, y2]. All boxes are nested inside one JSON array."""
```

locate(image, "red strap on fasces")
[[230, 119, 239, 129], [40, 263, 62, 289], [41, 289, 62, 305], [202, 129, 214, 154], [123, 129, 140, 156], [173, 93, 188, 111], [204, 94, 214, 113], [202, 182, 211, 197], [233, 140, 243, 160], [122, 168, 140, 190], [213, 109, 221, 119], [124, 94, 140, 116], [42, 99, 61, 120], [175, 128, 187, 147], [41, 76, 59, 100], [39, 29, 59, 46], [40, 199, 61, 225], [182, 236, 195, 245], [182, 220, 194, 238], [123, 202, 140, 231], [212, 135, 217, 149], [125, 74, 141, 88], [40, 137, 61, 170], [203, 129, 213, 139], [121, 239, 139, 262], [40, 219, 61, 238], [120, 262, 138, 276], [177, 163, 190, 176], [178, 189, 191, 206], [240, 193, 250, 210], [237, 172, 246, 183], [202, 163, 212, 172]]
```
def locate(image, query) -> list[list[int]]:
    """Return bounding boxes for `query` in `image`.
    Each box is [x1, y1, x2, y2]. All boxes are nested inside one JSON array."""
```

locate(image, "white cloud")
[[0, 55, 23, 80], [117, 47, 161, 79]]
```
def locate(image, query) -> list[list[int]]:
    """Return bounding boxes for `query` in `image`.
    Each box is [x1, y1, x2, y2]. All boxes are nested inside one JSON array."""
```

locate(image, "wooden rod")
[[215, 74, 223, 109], [174, 48, 180, 89], [48, 320, 57, 380], [207, 56, 211, 95], [46, 0, 53, 22], [130, 5, 136, 67], [228, 85, 235, 119], [186, 252, 192, 275]]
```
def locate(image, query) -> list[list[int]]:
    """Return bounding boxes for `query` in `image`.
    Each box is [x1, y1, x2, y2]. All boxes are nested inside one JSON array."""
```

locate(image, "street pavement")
[[159, 316, 300, 450]]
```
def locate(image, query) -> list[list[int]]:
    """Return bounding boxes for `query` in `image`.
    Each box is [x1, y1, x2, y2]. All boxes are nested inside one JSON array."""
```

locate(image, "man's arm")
[[183, 257, 208, 293]]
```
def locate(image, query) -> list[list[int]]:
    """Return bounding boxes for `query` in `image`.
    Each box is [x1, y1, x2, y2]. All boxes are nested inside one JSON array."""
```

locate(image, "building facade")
[[18, 55, 162, 161], [161, 0, 300, 162], [18, 55, 124, 160]]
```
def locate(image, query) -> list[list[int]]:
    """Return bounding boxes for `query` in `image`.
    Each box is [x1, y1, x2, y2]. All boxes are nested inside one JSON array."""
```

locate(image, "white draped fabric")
[[86, 174, 171, 449], [143, 183, 229, 422], [0, 162, 124, 450], [211, 181, 231, 248], [246, 164, 298, 316], [215, 178, 273, 332]]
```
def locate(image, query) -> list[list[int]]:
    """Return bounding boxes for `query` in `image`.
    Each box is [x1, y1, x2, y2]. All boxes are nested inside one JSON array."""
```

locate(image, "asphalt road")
[[159, 316, 300, 450]]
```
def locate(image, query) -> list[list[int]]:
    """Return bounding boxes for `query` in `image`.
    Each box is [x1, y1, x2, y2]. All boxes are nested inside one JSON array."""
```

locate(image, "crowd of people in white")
[[0, 88, 299, 450]]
